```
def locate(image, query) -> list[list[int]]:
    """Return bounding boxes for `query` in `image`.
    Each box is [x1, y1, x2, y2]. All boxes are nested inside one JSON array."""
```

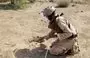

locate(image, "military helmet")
[[42, 6, 56, 17]]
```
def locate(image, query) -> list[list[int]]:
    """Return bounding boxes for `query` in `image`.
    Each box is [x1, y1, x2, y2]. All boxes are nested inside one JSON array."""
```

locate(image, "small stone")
[[81, 11, 83, 12]]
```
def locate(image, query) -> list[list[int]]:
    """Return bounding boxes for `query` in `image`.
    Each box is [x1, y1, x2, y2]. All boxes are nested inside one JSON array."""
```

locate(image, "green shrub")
[[0, 0, 9, 2], [28, 0, 36, 3], [11, 0, 28, 9]]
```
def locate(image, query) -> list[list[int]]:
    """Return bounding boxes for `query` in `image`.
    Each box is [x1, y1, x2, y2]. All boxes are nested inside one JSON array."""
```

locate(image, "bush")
[[56, 0, 70, 8], [28, 0, 36, 3], [11, 0, 28, 9], [0, 0, 9, 2]]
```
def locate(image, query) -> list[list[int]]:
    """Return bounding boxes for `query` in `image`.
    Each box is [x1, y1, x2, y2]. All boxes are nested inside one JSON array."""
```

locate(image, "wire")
[[45, 49, 49, 58]]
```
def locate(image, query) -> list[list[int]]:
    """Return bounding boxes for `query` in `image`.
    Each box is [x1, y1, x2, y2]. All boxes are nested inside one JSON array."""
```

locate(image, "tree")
[[10, 0, 28, 9], [11, 0, 15, 4]]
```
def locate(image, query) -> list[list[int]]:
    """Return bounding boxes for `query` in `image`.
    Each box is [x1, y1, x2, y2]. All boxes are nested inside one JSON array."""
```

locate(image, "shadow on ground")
[[15, 47, 67, 58]]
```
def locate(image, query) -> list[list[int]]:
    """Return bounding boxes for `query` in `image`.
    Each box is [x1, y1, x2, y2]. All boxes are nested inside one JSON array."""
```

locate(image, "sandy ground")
[[0, 2, 90, 58]]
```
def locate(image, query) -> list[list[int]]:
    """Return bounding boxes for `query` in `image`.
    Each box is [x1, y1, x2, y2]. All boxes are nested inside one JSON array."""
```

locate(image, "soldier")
[[37, 6, 80, 55]]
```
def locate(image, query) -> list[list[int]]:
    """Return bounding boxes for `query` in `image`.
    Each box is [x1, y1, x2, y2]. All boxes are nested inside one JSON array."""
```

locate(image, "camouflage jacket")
[[48, 16, 77, 40]]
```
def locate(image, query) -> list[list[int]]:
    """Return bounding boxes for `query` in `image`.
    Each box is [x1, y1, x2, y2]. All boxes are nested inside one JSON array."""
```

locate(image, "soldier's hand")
[[34, 36, 45, 43], [40, 43, 46, 49], [37, 38, 44, 43]]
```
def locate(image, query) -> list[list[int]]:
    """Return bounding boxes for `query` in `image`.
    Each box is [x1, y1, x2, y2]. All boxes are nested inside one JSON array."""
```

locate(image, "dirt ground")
[[0, 2, 90, 58]]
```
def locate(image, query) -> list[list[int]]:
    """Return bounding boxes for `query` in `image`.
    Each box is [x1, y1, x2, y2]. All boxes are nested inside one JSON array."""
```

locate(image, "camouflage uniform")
[[48, 16, 79, 55], [41, 6, 80, 55]]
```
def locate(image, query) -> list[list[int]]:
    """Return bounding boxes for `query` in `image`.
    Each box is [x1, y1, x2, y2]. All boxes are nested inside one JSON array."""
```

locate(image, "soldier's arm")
[[35, 30, 56, 43], [56, 17, 72, 40], [44, 30, 56, 40]]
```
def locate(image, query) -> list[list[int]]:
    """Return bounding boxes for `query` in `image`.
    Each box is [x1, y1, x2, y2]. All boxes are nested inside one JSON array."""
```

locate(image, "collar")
[[49, 14, 59, 24]]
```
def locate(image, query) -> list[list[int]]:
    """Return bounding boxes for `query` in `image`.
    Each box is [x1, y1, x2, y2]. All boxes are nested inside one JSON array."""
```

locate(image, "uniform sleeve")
[[56, 17, 72, 40], [43, 30, 56, 40]]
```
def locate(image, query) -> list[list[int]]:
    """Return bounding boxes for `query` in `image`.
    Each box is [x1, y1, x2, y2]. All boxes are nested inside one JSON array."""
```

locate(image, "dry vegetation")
[[0, 0, 10, 2], [28, 0, 36, 3]]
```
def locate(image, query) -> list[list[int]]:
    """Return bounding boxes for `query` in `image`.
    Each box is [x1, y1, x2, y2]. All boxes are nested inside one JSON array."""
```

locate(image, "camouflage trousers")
[[49, 38, 80, 55]]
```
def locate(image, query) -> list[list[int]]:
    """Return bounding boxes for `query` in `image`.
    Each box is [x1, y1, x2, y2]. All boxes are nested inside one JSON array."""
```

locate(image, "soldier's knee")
[[49, 48, 59, 55], [49, 48, 66, 55]]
